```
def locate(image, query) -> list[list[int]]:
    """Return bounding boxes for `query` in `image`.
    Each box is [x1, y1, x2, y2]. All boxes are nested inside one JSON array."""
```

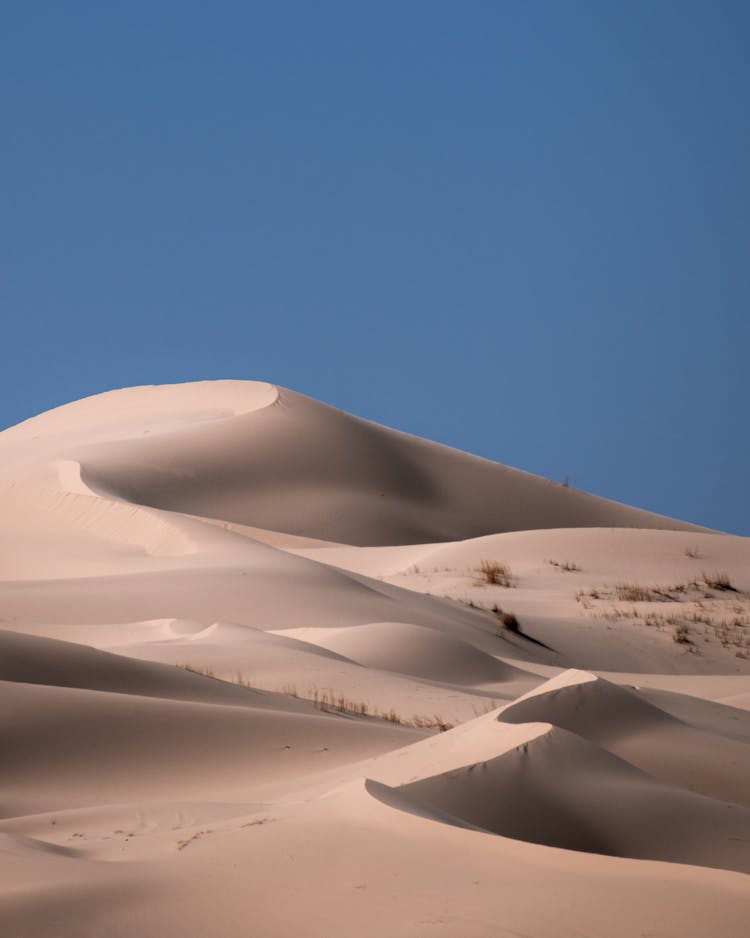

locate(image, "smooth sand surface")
[[1, 380, 748, 937]]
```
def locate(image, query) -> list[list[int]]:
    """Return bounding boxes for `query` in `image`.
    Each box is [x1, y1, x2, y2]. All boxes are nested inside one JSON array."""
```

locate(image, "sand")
[[0, 379, 747, 937]]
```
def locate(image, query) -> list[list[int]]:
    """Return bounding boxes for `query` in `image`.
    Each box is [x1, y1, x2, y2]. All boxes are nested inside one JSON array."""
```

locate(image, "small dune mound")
[[301, 621, 527, 685], [499, 670, 678, 743], [390, 725, 750, 874], [497, 670, 750, 807]]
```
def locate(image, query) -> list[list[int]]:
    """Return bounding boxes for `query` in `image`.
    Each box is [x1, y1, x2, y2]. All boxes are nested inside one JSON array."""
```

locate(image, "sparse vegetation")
[[177, 830, 209, 850], [684, 546, 702, 559], [177, 668, 455, 732], [548, 559, 581, 572], [178, 663, 254, 688], [582, 574, 743, 606], [241, 817, 275, 828], [614, 583, 674, 603], [672, 624, 691, 644], [476, 560, 513, 587], [178, 663, 216, 678], [576, 588, 601, 604], [498, 611, 521, 633], [299, 687, 454, 731], [490, 603, 521, 634], [643, 608, 710, 629], [411, 715, 453, 732], [702, 571, 735, 592], [578, 587, 750, 656], [471, 699, 500, 717]]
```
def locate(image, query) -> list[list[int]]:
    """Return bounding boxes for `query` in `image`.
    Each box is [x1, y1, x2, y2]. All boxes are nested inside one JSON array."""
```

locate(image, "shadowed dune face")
[[498, 673, 750, 807], [0, 680, 424, 816], [392, 725, 750, 874], [0, 380, 748, 938]]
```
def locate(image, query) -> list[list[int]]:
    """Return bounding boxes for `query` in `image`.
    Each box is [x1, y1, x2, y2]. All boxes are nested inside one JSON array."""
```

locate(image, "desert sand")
[[0, 380, 748, 937]]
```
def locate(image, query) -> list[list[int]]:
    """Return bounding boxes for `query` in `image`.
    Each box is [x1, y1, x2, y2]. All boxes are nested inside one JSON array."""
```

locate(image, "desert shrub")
[[548, 559, 581, 572], [411, 715, 453, 732], [495, 609, 520, 634], [672, 624, 691, 644], [702, 571, 735, 591], [477, 560, 513, 587]]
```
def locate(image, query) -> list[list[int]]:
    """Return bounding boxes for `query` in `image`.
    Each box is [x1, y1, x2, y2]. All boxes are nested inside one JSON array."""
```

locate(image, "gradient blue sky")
[[2, 2, 749, 533]]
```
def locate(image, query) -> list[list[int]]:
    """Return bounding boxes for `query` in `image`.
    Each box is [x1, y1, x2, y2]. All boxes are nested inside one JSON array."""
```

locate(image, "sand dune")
[[0, 381, 703, 545], [392, 725, 750, 873], [0, 380, 748, 938], [498, 670, 750, 806]]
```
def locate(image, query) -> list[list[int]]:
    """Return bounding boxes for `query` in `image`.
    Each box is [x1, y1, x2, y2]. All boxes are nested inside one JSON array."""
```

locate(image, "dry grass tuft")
[[614, 583, 649, 603], [615, 583, 658, 603], [497, 611, 520, 634], [672, 624, 691, 644], [548, 559, 581, 572], [410, 715, 454, 732], [613, 582, 690, 603], [280, 683, 453, 731], [477, 560, 513, 587], [491, 603, 521, 634], [178, 663, 216, 679], [471, 699, 500, 717], [178, 663, 256, 688], [176, 669, 454, 731], [702, 571, 735, 592]]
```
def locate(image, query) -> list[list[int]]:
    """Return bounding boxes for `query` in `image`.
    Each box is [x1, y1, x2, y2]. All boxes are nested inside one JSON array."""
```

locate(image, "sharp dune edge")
[[0, 381, 748, 938]]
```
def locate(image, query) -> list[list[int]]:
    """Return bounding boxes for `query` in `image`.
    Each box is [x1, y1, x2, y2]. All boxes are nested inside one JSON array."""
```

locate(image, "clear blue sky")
[[2, 2, 749, 534]]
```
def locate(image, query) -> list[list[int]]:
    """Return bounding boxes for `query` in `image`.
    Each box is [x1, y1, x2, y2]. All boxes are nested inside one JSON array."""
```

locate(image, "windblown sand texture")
[[1, 381, 748, 937]]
